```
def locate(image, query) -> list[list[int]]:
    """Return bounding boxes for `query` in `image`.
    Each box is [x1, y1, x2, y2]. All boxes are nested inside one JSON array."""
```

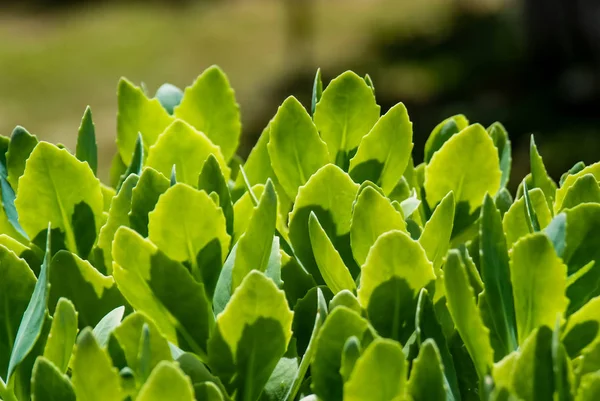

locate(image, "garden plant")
[[0, 66, 599, 401]]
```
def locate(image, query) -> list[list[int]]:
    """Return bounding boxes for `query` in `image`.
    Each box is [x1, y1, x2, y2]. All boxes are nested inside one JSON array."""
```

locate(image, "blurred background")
[[1, 0, 599, 191]]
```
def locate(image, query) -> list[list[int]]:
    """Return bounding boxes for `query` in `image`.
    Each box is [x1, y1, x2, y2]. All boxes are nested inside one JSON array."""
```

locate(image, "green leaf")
[[552, 319, 573, 401], [560, 161, 586, 186], [487, 122, 512, 188], [561, 204, 600, 276], [233, 183, 286, 245], [155, 83, 183, 115], [560, 174, 600, 211], [111, 312, 172, 378], [7, 225, 51, 381], [137, 361, 195, 401], [502, 188, 552, 248], [308, 212, 356, 294], [407, 339, 447, 401], [199, 154, 234, 236], [148, 183, 230, 292], [364, 73, 375, 92], [424, 124, 501, 212], [444, 249, 494, 380], [267, 96, 330, 200], [71, 328, 123, 401], [330, 290, 361, 315], [311, 307, 370, 401], [313, 71, 380, 166], [424, 114, 469, 163], [419, 191, 455, 274], [340, 336, 361, 382], [92, 306, 125, 348], [511, 327, 554, 401], [415, 290, 460, 400], [289, 164, 359, 284], [344, 338, 407, 401], [358, 230, 434, 308], [116, 77, 173, 165], [479, 194, 518, 357], [529, 135, 557, 210], [128, 167, 169, 237], [0, 157, 28, 241], [49, 251, 127, 329], [522, 181, 541, 232], [577, 372, 600, 401], [97, 174, 139, 274], [196, 382, 225, 401], [555, 162, 600, 213], [0, 245, 36, 380], [15, 143, 104, 257], [117, 133, 143, 192], [174, 65, 241, 161], [232, 180, 277, 291], [6, 126, 38, 192], [208, 271, 293, 401], [311, 68, 323, 116], [146, 119, 230, 186], [562, 297, 600, 358], [31, 357, 76, 401], [43, 298, 77, 373], [349, 102, 413, 194], [113, 226, 214, 357], [350, 185, 406, 267], [261, 357, 298, 401], [510, 233, 568, 343], [76, 106, 98, 176]]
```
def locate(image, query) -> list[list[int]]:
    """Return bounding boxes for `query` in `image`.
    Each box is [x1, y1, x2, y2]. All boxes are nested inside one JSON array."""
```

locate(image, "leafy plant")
[[0, 66, 599, 401]]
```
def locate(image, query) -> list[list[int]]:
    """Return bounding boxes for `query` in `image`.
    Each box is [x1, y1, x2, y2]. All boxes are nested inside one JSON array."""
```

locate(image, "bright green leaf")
[[6, 126, 38, 192], [487, 122, 512, 188], [419, 191, 455, 274], [43, 298, 77, 374], [502, 188, 552, 249], [529, 135, 557, 211], [424, 114, 469, 163], [31, 357, 76, 401], [560, 174, 600, 211], [199, 154, 234, 236], [407, 339, 447, 401], [128, 167, 169, 238], [555, 162, 600, 213], [76, 106, 98, 176], [137, 361, 195, 401]]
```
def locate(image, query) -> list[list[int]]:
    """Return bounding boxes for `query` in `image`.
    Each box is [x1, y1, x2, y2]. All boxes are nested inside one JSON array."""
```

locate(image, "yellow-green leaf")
[[137, 361, 195, 401], [424, 124, 501, 212], [502, 188, 552, 249], [419, 191, 455, 274], [555, 162, 600, 213], [146, 119, 230, 186], [43, 298, 78, 374]]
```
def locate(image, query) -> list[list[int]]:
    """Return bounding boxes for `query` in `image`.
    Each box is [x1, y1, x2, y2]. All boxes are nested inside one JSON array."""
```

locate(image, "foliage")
[[0, 66, 599, 401]]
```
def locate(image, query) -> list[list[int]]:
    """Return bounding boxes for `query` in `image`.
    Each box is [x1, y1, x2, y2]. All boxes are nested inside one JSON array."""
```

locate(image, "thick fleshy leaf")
[[148, 183, 230, 290], [76, 106, 98, 176], [112, 227, 214, 357], [267, 96, 330, 200], [424, 124, 501, 212], [174, 65, 241, 161], [116, 133, 143, 193], [424, 114, 469, 163], [289, 164, 359, 284], [555, 162, 600, 213], [6, 126, 38, 193], [43, 298, 77, 374], [562, 297, 600, 358], [49, 251, 126, 329], [15, 143, 103, 257], [479, 194, 518, 357], [208, 271, 293, 401], [444, 249, 494, 380], [311, 68, 323, 116], [71, 328, 123, 401], [511, 327, 554, 401], [529, 136, 557, 210], [7, 226, 51, 380], [416, 290, 460, 400], [487, 122, 512, 189], [232, 180, 277, 290], [407, 339, 447, 401], [92, 306, 124, 348], [502, 188, 551, 249], [419, 191, 455, 274], [510, 233, 568, 344], [313, 71, 380, 166], [31, 357, 76, 401], [0, 245, 36, 379], [349, 102, 413, 194], [560, 174, 600, 211], [308, 212, 356, 294], [146, 119, 230, 186], [261, 357, 298, 401], [350, 185, 406, 266], [312, 307, 370, 401], [199, 154, 234, 236], [111, 312, 172, 377], [97, 174, 139, 274], [137, 361, 195, 401], [343, 338, 407, 401], [128, 167, 169, 237], [155, 83, 183, 115], [358, 230, 434, 307], [116, 78, 173, 164]]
